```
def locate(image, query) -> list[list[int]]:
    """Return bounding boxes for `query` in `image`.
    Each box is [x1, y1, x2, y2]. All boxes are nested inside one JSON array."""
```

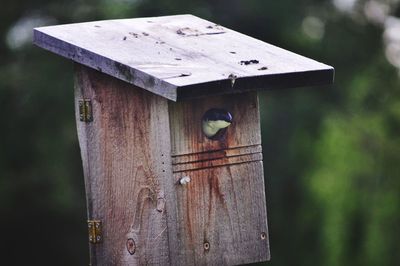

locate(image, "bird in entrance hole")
[[202, 108, 233, 139]]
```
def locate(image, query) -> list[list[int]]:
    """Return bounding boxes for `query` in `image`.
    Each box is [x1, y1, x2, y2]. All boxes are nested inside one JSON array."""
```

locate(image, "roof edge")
[[33, 28, 178, 101], [176, 67, 334, 100]]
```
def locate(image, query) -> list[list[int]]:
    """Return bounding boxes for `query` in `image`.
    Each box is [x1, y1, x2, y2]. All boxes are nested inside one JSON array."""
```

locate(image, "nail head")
[[179, 176, 191, 185], [261, 232, 267, 240]]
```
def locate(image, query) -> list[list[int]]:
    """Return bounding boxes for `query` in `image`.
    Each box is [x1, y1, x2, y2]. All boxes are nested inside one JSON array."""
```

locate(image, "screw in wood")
[[260, 232, 267, 240], [179, 176, 191, 185], [203, 242, 210, 251]]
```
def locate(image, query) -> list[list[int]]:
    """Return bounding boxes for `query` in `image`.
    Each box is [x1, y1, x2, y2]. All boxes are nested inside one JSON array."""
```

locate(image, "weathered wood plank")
[[169, 92, 270, 265], [74, 64, 179, 265], [173, 161, 270, 265], [35, 14, 334, 101]]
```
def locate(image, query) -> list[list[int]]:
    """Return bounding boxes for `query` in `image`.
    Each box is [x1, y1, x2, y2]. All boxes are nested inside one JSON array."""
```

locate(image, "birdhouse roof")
[[34, 14, 334, 101]]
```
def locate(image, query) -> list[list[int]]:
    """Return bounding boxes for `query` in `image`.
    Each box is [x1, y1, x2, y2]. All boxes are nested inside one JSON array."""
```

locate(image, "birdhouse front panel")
[[169, 92, 270, 264]]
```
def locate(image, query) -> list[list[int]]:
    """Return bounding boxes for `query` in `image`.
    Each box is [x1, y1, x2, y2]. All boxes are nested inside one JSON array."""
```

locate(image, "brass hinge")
[[79, 99, 93, 122], [87, 220, 102, 244]]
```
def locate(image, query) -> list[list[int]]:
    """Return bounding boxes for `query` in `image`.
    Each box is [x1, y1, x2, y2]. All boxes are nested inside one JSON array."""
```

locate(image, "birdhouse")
[[33, 14, 333, 265]]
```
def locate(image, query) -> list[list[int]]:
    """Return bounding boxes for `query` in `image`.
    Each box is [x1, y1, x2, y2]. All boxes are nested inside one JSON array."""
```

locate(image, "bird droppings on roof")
[[164, 72, 192, 79], [240, 60, 259, 65], [177, 27, 190, 35], [179, 72, 191, 77], [206, 24, 224, 31], [176, 26, 225, 37], [129, 32, 139, 38]]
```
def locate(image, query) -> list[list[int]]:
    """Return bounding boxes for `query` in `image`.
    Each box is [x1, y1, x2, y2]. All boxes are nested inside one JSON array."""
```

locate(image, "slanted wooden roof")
[[34, 14, 334, 101]]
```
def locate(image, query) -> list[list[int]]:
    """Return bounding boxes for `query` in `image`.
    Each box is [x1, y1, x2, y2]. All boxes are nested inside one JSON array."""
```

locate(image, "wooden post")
[[33, 14, 334, 265]]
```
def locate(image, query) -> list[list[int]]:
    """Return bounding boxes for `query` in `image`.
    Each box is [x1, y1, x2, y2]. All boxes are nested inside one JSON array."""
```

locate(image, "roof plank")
[[33, 14, 334, 101]]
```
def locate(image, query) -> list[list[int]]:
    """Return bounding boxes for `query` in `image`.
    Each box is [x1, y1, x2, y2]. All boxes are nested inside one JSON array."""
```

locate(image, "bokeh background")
[[1, 0, 400, 265]]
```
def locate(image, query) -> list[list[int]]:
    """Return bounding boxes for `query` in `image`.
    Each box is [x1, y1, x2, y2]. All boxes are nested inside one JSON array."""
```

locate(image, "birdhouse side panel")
[[74, 64, 178, 265]]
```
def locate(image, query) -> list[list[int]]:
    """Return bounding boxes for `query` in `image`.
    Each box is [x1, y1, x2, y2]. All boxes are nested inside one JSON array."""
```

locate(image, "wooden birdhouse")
[[33, 14, 333, 265]]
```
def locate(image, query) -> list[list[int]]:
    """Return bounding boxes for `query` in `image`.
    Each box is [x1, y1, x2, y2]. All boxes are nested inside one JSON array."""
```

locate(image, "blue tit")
[[202, 108, 233, 139]]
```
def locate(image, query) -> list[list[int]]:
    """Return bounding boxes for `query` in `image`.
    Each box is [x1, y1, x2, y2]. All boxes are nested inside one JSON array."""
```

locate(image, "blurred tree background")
[[1, 0, 400, 265]]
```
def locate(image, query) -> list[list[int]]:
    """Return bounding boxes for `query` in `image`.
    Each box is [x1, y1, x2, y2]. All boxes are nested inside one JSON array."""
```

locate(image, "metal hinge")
[[87, 220, 102, 244], [79, 99, 93, 122]]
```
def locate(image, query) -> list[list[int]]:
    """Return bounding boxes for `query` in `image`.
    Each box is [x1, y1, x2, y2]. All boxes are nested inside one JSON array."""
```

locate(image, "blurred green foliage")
[[1, 0, 399, 265]]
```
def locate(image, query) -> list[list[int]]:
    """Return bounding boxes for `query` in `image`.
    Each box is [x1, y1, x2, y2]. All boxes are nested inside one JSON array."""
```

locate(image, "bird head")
[[202, 108, 233, 139]]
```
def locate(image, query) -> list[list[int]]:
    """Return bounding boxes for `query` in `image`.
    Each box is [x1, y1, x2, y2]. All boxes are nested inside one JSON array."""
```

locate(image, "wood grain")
[[74, 64, 179, 265], [172, 145, 262, 164], [74, 64, 270, 265], [35, 14, 334, 101], [172, 152, 263, 173], [169, 92, 270, 265], [173, 161, 270, 265]]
